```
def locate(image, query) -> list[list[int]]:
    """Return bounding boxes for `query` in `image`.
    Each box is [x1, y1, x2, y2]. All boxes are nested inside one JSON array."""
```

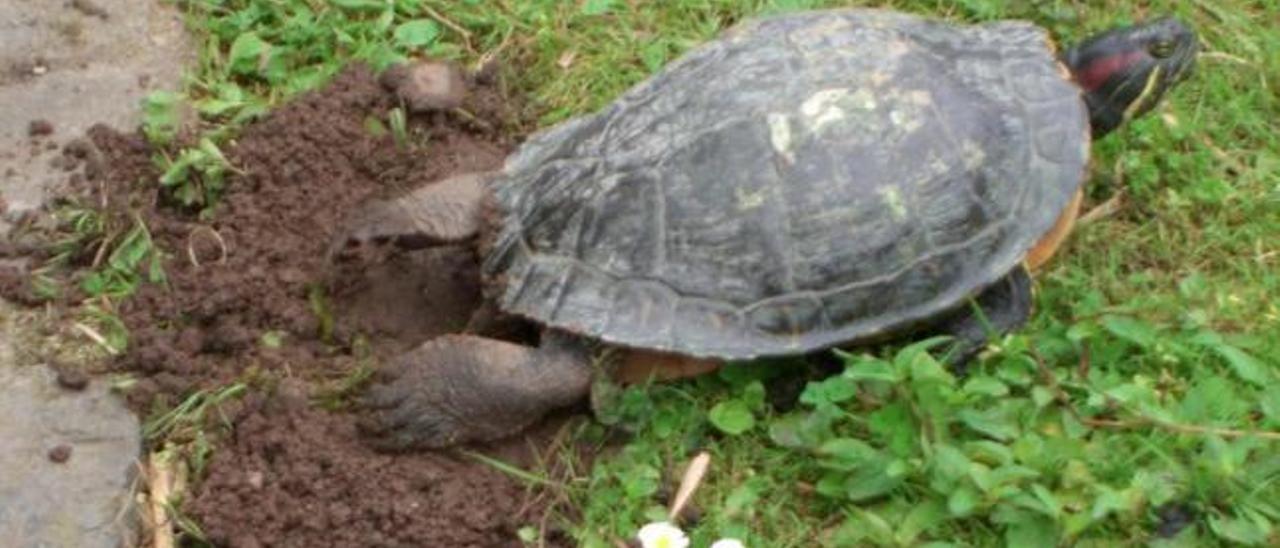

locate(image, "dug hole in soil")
[[4, 64, 578, 547]]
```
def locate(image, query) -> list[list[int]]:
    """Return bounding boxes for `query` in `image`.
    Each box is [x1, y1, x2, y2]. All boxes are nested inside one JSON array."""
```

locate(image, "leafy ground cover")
[[32, 0, 1280, 545]]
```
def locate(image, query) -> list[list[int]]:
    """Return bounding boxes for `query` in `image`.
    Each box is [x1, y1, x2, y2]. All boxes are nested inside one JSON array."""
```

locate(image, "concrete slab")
[[0, 0, 190, 228], [0, 1, 191, 546], [0, 359, 142, 548]]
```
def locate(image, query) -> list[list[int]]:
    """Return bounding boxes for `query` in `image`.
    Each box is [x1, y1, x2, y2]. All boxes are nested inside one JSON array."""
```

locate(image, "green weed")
[[155, 137, 242, 210], [29, 203, 166, 352], [311, 335, 378, 411], [78, 214, 167, 299], [143, 382, 248, 443], [142, 91, 184, 147], [581, 329, 1279, 546]]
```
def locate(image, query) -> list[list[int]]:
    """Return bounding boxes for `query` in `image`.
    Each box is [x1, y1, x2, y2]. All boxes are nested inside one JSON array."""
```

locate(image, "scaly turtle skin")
[[335, 9, 1198, 450]]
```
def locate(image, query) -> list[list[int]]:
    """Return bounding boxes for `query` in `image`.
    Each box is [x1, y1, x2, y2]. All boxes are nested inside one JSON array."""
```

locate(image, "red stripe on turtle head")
[[1076, 50, 1145, 91]]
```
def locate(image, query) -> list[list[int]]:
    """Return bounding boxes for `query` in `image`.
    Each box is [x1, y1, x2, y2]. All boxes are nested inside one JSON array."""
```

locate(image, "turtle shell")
[[483, 9, 1089, 359]]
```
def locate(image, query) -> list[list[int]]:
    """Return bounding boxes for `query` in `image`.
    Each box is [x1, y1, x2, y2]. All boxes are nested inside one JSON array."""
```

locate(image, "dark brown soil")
[[0, 267, 41, 306], [5, 64, 576, 546], [105, 63, 513, 406], [190, 386, 571, 548]]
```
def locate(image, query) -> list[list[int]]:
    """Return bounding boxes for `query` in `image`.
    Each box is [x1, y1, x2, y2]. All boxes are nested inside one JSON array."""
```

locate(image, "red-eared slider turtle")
[[335, 10, 1197, 449]]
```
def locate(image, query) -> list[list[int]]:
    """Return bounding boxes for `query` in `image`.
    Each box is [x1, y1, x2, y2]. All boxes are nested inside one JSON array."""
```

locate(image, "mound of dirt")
[[114, 64, 514, 407], [5, 64, 579, 545], [190, 385, 568, 548]]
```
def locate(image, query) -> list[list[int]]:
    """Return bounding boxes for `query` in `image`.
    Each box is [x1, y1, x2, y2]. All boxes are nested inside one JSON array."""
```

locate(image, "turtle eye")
[[1149, 39, 1175, 58]]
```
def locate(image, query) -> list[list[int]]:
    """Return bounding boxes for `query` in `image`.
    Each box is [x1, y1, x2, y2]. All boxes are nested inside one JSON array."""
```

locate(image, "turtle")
[[333, 9, 1198, 450]]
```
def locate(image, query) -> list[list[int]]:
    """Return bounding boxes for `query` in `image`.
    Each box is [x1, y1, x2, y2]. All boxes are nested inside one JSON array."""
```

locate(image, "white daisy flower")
[[636, 521, 689, 548]]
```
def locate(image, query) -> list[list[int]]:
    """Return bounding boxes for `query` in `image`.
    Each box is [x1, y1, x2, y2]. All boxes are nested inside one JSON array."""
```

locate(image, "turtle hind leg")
[[935, 265, 1034, 373], [358, 332, 593, 451], [330, 171, 497, 260]]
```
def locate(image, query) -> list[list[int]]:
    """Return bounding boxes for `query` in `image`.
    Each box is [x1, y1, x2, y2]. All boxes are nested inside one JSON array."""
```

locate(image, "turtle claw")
[[934, 266, 1034, 374], [327, 200, 402, 264], [353, 334, 593, 452], [364, 420, 458, 453], [356, 351, 472, 449], [357, 396, 448, 442], [357, 386, 470, 450], [329, 172, 494, 265], [358, 382, 408, 411]]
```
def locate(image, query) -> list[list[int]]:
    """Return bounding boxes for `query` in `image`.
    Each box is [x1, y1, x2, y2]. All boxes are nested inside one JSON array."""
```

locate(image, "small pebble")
[[1155, 502, 1196, 538], [48, 445, 73, 463], [247, 470, 265, 489], [382, 61, 468, 113]]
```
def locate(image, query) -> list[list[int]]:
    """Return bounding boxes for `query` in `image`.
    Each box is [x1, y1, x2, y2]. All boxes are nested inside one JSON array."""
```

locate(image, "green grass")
[[137, 0, 1280, 545]]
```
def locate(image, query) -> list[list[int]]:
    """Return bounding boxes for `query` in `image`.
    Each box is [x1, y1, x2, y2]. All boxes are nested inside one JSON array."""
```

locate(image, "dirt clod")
[[62, 138, 91, 158], [381, 61, 469, 112], [69, 0, 110, 20], [55, 366, 90, 391], [28, 119, 54, 137], [0, 265, 42, 306], [48, 445, 72, 463]]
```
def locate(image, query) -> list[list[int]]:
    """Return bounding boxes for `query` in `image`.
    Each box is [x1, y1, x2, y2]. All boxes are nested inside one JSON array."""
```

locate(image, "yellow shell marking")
[[1027, 188, 1083, 271]]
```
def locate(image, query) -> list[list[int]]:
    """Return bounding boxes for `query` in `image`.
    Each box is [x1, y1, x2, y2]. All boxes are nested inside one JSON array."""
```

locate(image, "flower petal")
[[637, 521, 689, 548]]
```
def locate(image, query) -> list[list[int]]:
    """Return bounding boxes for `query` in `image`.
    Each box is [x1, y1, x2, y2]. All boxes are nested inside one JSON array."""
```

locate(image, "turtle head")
[[1064, 17, 1198, 138]]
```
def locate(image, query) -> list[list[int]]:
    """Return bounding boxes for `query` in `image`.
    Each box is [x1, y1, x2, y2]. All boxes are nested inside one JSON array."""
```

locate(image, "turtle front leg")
[[358, 331, 593, 450], [935, 265, 1034, 372], [330, 171, 498, 259]]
